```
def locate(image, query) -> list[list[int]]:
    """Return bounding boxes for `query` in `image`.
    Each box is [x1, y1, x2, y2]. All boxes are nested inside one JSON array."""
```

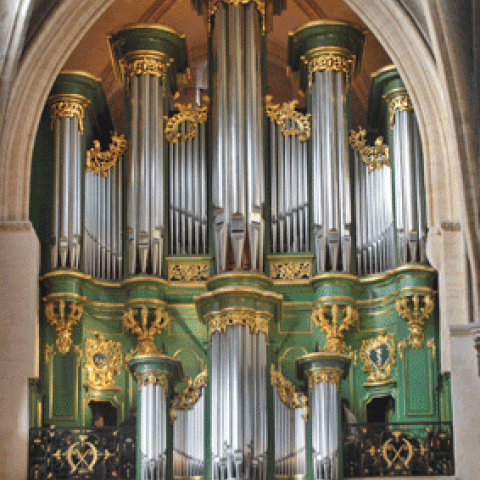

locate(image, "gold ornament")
[[205, 307, 271, 338], [85, 133, 127, 177], [168, 262, 210, 281], [312, 303, 358, 354], [119, 53, 171, 90], [270, 364, 308, 421], [45, 300, 83, 354], [170, 368, 208, 422], [383, 89, 413, 129], [123, 306, 169, 354], [349, 127, 390, 172], [134, 370, 170, 391], [395, 294, 435, 349], [165, 96, 210, 144], [84, 334, 122, 390], [48, 94, 90, 135], [306, 367, 344, 388], [360, 330, 396, 385], [265, 95, 311, 141], [269, 260, 311, 280]]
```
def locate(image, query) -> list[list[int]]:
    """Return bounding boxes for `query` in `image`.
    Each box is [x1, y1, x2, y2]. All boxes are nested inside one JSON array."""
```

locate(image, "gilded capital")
[[306, 366, 344, 388], [205, 307, 271, 338], [48, 94, 90, 135], [135, 369, 170, 391], [119, 51, 172, 89], [383, 88, 413, 129]]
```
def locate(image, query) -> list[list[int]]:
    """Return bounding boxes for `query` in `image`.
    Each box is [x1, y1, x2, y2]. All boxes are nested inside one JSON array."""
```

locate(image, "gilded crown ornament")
[[170, 368, 208, 422], [312, 303, 358, 353], [165, 95, 210, 144], [270, 364, 308, 420], [85, 133, 127, 177], [349, 127, 390, 172], [44, 300, 83, 354], [123, 306, 170, 354], [84, 334, 123, 390], [395, 294, 435, 349], [265, 95, 311, 141]]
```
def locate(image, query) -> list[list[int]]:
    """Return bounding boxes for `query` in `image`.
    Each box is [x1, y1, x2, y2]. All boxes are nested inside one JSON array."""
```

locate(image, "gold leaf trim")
[[135, 370, 170, 391], [48, 94, 90, 135], [85, 133, 127, 177], [265, 95, 311, 141], [269, 260, 312, 280], [349, 127, 390, 172], [205, 307, 271, 338], [270, 364, 308, 421], [170, 368, 208, 422], [306, 367, 344, 388], [168, 262, 210, 281]]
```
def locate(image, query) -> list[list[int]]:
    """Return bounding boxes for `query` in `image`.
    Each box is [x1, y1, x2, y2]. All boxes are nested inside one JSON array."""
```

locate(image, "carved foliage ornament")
[[84, 334, 122, 390], [269, 260, 311, 280], [304, 52, 355, 90], [395, 294, 435, 349], [360, 330, 396, 385], [165, 96, 210, 144], [205, 307, 271, 338], [119, 54, 172, 89], [45, 300, 83, 354], [384, 92, 413, 129], [265, 95, 311, 141], [312, 303, 358, 354], [49, 95, 90, 135], [306, 367, 344, 388], [170, 368, 208, 422], [270, 364, 308, 421], [349, 127, 390, 172], [85, 133, 127, 177], [123, 306, 169, 354], [168, 262, 210, 281], [134, 370, 170, 391]]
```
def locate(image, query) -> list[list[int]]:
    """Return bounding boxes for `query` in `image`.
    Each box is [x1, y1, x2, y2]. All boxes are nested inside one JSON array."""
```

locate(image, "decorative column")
[[128, 354, 183, 480], [47, 79, 90, 270], [373, 66, 427, 265], [288, 21, 365, 274], [108, 25, 189, 276], [297, 353, 350, 480], [196, 274, 282, 480]]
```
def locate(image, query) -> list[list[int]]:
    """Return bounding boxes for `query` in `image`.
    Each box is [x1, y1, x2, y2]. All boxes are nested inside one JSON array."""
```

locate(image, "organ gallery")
[[28, 1, 453, 479]]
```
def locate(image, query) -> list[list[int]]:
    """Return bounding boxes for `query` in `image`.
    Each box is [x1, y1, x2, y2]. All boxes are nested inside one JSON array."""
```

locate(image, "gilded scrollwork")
[[45, 300, 83, 355], [84, 334, 123, 390], [205, 307, 272, 338], [349, 127, 390, 172], [303, 50, 356, 90], [48, 94, 90, 135], [85, 133, 127, 177], [269, 260, 311, 280], [123, 306, 169, 354], [395, 294, 435, 349], [306, 367, 344, 388], [384, 90, 413, 129], [168, 262, 210, 281], [270, 364, 308, 421], [119, 53, 172, 89], [170, 368, 208, 422], [312, 303, 358, 354], [265, 95, 311, 141], [360, 330, 396, 386], [165, 96, 210, 144], [134, 370, 170, 392]]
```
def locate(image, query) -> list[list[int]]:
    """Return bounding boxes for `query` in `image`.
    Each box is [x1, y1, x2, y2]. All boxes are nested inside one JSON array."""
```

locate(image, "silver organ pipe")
[[166, 99, 209, 256], [49, 94, 89, 270], [211, 1, 265, 272], [266, 96, 311, 254]]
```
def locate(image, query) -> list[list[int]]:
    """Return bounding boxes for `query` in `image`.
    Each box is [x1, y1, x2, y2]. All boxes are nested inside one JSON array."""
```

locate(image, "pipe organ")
[[36, 3, 441, 480]]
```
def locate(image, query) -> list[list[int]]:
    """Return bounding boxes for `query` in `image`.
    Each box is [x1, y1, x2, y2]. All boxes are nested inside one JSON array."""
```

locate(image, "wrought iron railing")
[[28, 425, 136, 480], [342, 422, 454, 477]]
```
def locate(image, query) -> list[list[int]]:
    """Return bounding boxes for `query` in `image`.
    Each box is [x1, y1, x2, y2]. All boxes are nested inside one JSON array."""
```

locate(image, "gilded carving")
[[48, 94, 90, 135], [165, 96, 210, 144], [270, 364, 308, 421], [269, 260, 311, 280], [306, 367, 344, 388], [170, 368, 208, 422], [395, 294, 435, 349], [205, 307, 272, 338], [168, 262, 210, 281], [84, 334, 122, 390], [360, 330, 396, 386], [85, 133, 127, 177], [119, 53, 171, 89], [45, 300, 83, 355], [135, 370, 170, 392], [123, 306, 169, 354], [312, 303, 358, 354], [348, 127, 390, 172], [303, 50, 356, 90], [384, 90, 413, 129], [265, 95, 311, 141]]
